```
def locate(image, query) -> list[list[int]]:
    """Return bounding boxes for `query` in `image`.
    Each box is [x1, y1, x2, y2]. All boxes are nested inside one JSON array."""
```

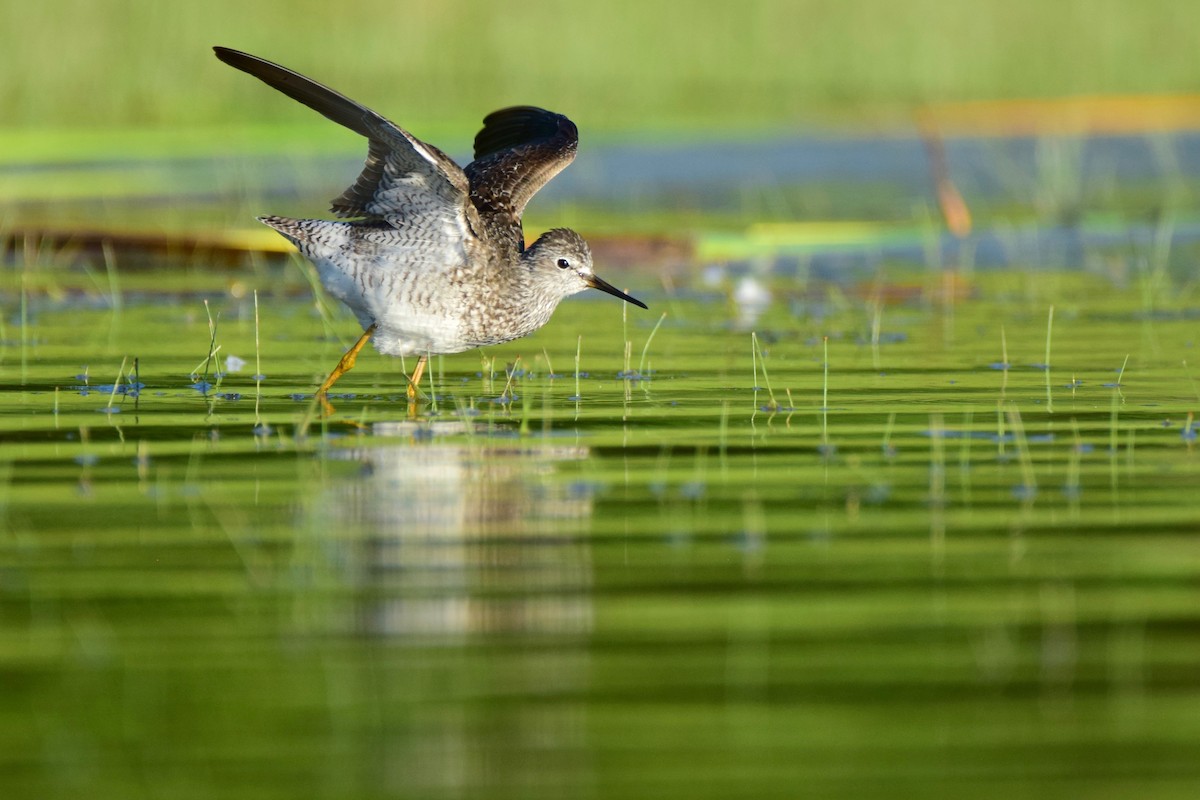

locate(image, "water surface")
[[3, 263, 1199, 798]]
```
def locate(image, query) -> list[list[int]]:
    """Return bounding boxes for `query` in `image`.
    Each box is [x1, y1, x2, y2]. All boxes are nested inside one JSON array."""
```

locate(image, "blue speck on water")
[[74, 454, 99, 466], [252, 373, 267, 381], [191, 381, 214, 393], [253, 424, 273, 436], [1182, 425, 1198, 442], [679, 481, 706, 500], [730, 530, 763, 552], [987, 362, 1010, 370], [817, 443, 838, 458], [97, 406, 121, 414], [567, 395, 582, 401], [1011, 484, 1038, 501], [1102, 382, 1121, 388], [1031, 363, 1048, 371], [575, 372, 590, 379], [289, 393, 308, 401], [218, 393, 242, 401]]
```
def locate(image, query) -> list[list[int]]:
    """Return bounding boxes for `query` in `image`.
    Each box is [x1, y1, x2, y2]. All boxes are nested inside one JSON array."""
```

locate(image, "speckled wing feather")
[[465, 106, 578, 229], [213, 47, 479, 239]]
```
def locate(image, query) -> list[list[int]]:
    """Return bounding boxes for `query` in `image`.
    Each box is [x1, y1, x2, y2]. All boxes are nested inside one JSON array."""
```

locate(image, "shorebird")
[[213, 47, 646, 413]]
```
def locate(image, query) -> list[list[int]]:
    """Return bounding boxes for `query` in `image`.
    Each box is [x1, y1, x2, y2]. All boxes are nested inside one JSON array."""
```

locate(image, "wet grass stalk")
[[574, 335, 583, 406], [20, 266, 29, 383], [1109, 386, 1120, 491], [480, 353, 495, 395], [870, 300, 883, 372], [623, 340, 633, 402], [427, 350, 438, 414], [1000, 324, 1010, 398], [996, 400, 1007, 458], [499, 356, 522, 406], [1006, 406, 1037, 496], [106, 356, 128, 411], [929, 412, 946, 568], [1044, 305, 1054, 413], [637, 311, 668, 378], [750, 332, 777, 410], [191, 300, 221, 383], [1115, 354, 1130, 403], [822, 336, 830, 444], [881, 411, 896, 458], [253, 289, 263, 427]]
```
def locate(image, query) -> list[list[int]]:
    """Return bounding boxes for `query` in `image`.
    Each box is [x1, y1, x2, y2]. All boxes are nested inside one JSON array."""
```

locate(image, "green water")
[[3, 264, 1200, 798]]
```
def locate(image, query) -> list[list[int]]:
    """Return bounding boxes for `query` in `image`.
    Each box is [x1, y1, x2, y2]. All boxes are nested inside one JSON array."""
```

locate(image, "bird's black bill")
[[587, 275, 648, 309]]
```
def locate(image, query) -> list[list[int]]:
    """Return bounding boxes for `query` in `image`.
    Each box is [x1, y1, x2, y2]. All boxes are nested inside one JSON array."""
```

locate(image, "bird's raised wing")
[[465, 106, 578, 226], [214, 47, 480, 238]]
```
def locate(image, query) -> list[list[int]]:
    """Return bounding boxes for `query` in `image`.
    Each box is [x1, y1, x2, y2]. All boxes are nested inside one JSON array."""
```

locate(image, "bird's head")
[[523, 228, 647, 308]]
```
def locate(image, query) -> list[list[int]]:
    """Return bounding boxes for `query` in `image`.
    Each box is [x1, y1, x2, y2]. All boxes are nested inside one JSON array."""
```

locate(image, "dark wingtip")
[[473, 106, 577, 161]]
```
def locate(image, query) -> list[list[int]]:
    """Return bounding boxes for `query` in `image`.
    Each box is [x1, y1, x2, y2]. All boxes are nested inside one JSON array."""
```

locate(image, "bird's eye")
[[556, 258, 571, 269]]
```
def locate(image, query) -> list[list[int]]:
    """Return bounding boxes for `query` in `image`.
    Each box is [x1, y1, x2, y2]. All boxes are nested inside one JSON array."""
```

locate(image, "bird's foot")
[[317, 390, 337, 418]]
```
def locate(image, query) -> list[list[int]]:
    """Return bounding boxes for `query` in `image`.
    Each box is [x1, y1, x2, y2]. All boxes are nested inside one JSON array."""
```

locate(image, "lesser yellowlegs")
[[214, 47, 646, 413]]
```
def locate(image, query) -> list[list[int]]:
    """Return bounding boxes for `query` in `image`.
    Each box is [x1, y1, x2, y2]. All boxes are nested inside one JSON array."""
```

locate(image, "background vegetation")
[[5, 0, 1200, 140]]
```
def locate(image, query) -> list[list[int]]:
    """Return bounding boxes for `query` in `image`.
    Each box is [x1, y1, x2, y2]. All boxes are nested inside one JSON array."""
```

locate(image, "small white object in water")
[[734, 276, 771, 329], [225, 355, 247, 374]]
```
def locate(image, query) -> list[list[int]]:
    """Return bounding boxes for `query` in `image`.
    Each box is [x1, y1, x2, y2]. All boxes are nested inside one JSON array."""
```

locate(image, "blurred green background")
[[5, 0, 1200, 148]]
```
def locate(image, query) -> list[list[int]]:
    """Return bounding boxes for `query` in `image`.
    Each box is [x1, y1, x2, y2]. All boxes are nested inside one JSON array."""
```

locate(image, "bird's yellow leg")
[[316, 324, 376, 415], [406, 355, 428, 401]]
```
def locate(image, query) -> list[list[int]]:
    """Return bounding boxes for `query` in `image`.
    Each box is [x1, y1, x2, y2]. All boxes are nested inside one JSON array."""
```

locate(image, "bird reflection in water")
[[302, 422, 596, 640]]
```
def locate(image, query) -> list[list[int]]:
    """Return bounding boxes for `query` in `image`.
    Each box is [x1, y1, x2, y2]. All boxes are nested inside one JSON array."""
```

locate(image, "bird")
[[213, 47, 646, 414]]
